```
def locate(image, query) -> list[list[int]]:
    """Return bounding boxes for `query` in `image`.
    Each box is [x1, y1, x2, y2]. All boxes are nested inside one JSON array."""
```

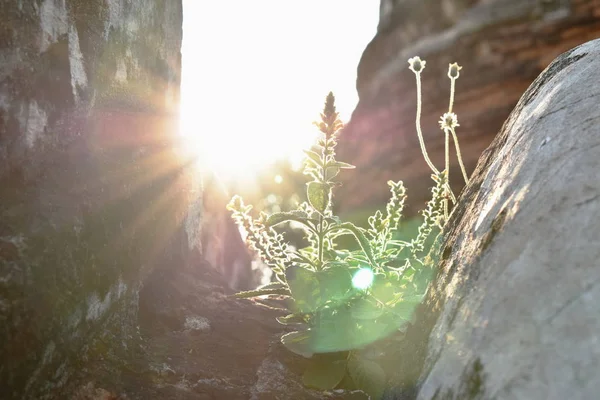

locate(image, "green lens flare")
[[352, 268, 374, 290]]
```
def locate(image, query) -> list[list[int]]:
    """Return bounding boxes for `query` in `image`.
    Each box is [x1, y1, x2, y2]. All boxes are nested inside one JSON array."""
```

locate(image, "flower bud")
[[408, 56, 426, 74], [448, 62, 462, 79], [227, 195, 244, 211]]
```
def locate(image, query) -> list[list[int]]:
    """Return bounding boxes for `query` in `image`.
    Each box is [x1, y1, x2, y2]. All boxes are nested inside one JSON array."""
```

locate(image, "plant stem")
[[449, 78, 456, 113], [444, 128, 450, 220], [445, 129, 450, 183], [317, 136, 329, 267], [317, 217, 324, 267], [415, 73, 440, 175], [450, 127, 469, 184]]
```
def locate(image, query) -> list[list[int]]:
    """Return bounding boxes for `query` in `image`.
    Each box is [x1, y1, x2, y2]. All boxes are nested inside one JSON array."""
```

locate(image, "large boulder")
[[0, 1, 252, 398], [408, 38, 600, 399], [337, 0, 600, 215]]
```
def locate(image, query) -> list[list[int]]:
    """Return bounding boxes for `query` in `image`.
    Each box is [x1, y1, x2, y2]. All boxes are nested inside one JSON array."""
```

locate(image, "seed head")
[[439, 112, 459, 131], [408, 56, 426, 74], [448, 62, 462, 79]]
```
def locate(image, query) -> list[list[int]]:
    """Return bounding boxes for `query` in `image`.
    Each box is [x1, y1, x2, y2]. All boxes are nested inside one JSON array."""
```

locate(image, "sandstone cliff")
[[337, 0, 600, 215], [0, 1, 239, 398]]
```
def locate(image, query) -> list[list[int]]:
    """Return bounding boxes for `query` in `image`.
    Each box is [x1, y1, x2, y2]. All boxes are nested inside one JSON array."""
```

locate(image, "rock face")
[[111, 259, 365, 400], [337, 0, 600, 215], [0, 1, 253, 398], [412, 39, 600, 399]]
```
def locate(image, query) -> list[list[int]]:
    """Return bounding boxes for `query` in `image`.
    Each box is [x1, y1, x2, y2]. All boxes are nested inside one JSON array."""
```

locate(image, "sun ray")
[[179, 0, 379, 184], [110, 161, 192, 263]]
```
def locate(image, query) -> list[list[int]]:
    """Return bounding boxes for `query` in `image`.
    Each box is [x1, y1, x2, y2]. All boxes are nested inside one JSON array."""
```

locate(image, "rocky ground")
[[70, 261, 369, 399]]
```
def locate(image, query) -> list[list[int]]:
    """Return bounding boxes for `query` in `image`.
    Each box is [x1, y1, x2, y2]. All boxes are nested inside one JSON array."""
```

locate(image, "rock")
[[71, 382, 124, 400], [97, 259, 365, 399], [412, 39, 600, 399], [337, 0, 600, 215], [0, 1, 251, 398]]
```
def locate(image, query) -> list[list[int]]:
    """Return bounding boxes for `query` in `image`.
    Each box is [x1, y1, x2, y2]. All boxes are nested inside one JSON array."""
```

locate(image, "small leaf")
[[323, 248, 340, 260], [266, 211, 316, 233], [232, 287, 291, 299], [351, 298, 384, 320], [401, 267, 415, 279], [322, 261, 350, 269], [326, 166, 340, 180], [298, 247, 317, 261], [303, 167, 321, 181], [324, 216, 342, 226], [257, 281, 288, 290], [348, 356, 386, 400], [276, 313, 307, 325], [290, 252, 316, 267], [329, 161, 356, 169], [266, 211, 307, 225], [318, 264, 353, 301], [226, 195, 244, 211], [309, 304, 395, 353], [334, 223, 377, 268], [371, 279, 396, 304], [310, 304, 356, 352], [281, 330, 313, 358], [303, 359, 347, 390], [304, 159, 320, 170], [303, 150, 323, 166], [286, 266, 322, 313], [307, 182, 330, 214]]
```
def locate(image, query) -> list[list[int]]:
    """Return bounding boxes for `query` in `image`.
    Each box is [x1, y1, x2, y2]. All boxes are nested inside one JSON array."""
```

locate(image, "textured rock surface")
[[98, 260, 365, 400], [67, 259, 366, 399], [338, 0, 600, 215], [412, 39, 600, 399], [0, 1, 185, 398], [0, 1, 252, 398]]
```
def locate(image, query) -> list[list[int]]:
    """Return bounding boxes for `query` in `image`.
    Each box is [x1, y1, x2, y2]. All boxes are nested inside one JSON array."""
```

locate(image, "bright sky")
[[180, 1, 379, 181]]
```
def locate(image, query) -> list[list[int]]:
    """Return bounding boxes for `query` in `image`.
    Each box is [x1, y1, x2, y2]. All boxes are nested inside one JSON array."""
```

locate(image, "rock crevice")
[[412, 39, 600, 400]]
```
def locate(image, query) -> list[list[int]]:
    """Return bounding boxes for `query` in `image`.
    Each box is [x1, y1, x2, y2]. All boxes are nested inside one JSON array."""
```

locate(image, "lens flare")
[[352, 268, 374, 290]]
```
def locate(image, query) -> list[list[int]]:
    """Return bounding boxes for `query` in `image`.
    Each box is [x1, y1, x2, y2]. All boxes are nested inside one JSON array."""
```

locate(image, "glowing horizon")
[[179, 1, 379, 183]]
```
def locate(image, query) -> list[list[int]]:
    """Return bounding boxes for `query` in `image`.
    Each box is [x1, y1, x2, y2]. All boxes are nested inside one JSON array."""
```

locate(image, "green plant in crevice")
[[409, 57, 471, 220], [227, 58, 469, 399]]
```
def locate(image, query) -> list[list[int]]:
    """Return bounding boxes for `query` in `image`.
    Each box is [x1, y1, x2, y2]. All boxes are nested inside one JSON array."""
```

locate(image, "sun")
[[178, 93, 320, 185], [178, 0, 378, 184]]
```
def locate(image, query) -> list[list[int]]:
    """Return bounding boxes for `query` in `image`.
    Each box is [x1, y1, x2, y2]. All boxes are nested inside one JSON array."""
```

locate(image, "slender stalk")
[[317, 136, 328, 267], [447, 183, 457, 204], [448, 78, 456, 113], [444, 129, 450, 183], [443, 128, 450, 220], [444, 73, 461, 203], [415, 73, 439, 175], [450, 127, 469, 184], [317, 218, 324, 266]]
